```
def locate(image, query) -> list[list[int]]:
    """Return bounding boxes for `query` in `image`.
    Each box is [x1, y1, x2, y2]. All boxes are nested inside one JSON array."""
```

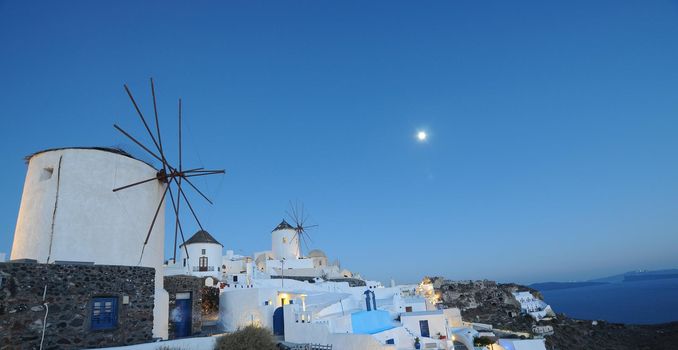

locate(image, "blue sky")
[[1, 1, 677, 284]]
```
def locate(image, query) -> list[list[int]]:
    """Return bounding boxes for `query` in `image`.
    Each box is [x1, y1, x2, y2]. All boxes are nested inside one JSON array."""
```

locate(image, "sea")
[[539, 278, 678, 324]]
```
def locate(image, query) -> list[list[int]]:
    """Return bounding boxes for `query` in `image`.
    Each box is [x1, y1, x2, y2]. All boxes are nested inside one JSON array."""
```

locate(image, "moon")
[[417, 131, 428, 142]]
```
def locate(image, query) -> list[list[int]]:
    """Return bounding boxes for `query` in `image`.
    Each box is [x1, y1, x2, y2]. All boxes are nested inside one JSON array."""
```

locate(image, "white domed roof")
[[308, 249, 327, 258]]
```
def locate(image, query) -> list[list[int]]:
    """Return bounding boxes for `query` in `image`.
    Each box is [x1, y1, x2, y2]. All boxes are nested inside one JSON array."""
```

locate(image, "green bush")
[[473, 337, 496, 347], [215, 325, 277, 350]]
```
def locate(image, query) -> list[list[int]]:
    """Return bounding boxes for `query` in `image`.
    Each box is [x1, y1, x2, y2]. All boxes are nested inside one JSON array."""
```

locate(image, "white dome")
[[255, 254, 267, 270], [308, 249, 327, 258]]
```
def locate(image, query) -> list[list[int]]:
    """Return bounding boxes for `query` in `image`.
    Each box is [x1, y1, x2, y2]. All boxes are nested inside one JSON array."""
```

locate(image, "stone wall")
[[0, 262, 155, 350], [163, 275, 203, 338]]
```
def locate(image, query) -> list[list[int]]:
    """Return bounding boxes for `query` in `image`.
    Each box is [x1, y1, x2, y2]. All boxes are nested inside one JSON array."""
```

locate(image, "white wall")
[[401, 313, 447, 339], [10, 148, 168, 339], [93, 336, 217, 350], [219, 287, 278, 331], [443, 308, 463, 327], [271, 227, 300, 260], [371, 326, 414, 348], [222, 256, 248, 276], [283, 305, 394, 350], [265, 258, 315, 275]]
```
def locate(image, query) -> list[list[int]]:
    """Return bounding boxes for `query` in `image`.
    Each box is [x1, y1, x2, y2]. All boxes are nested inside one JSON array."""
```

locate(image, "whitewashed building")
[[174, 230, 224, 278], [512, 291, 555, 321]]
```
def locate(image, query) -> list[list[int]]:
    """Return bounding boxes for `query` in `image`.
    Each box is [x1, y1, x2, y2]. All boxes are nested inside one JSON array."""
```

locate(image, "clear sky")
[[1, 1, 677, 285]]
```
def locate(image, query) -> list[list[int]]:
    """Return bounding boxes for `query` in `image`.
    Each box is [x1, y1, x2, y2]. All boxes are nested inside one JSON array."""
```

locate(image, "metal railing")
[[289, 344, 332, 350], [192, 266, 215, 272]]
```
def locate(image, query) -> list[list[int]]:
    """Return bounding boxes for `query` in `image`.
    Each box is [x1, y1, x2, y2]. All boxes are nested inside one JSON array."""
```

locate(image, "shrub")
[[215, 325, 277, 350], [202, 286, 220, 314], [473, 337, 496, 347]]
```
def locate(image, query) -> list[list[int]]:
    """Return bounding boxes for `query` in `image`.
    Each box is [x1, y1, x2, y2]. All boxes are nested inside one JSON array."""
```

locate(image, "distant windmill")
[[285, 200, 318, 256], [112, 78, 225, 264]]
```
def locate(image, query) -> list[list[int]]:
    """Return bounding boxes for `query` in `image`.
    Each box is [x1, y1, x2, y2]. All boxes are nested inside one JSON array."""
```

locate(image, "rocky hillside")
[[544, 318, 678, 350], [430, 278, 539, 333], [428, 277, 678, 350]]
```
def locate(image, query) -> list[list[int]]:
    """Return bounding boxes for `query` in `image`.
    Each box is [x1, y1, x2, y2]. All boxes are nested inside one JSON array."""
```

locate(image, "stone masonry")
[[0, 262, 155, 350]]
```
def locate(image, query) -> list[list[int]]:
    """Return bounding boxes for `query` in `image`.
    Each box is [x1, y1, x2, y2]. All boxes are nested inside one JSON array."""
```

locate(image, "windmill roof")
[[25, 146, 157, 169], [272, 219, 294, 232], [181, 230, 222, 247]]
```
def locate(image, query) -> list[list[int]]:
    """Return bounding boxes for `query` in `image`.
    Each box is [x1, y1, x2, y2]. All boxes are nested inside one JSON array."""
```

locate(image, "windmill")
[[285, 201, 318, 256], [112, 78, 225, 264]]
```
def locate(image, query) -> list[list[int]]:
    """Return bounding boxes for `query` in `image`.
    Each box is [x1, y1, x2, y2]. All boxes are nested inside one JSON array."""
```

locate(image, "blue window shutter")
[[91, 297, 118, 330]]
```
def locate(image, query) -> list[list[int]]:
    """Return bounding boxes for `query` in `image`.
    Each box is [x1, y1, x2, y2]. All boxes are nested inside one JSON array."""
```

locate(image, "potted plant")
[[414, 337, 421, 349]]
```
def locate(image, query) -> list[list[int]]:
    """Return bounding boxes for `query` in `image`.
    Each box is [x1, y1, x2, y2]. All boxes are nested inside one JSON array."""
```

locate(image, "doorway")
[[172, 292, 192, 338]]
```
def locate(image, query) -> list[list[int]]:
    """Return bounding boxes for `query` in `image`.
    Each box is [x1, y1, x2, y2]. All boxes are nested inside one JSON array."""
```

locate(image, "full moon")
[[417, 131, 428, 142]]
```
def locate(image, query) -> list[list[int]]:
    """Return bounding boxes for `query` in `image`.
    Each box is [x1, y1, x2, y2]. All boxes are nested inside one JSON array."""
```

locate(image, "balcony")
[[192, 266, 215, 272]]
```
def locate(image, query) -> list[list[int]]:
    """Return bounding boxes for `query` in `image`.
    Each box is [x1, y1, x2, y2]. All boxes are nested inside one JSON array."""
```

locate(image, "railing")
[[192, 266, 215, 272], [289, 344, 332, 350]]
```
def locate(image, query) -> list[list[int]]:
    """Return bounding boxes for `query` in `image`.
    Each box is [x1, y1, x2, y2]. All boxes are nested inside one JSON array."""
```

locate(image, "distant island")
[[623, 272, 678, 282], [529, 268, 678, 326], [530, 281, 608, 291], [530, 268, 678, 290]]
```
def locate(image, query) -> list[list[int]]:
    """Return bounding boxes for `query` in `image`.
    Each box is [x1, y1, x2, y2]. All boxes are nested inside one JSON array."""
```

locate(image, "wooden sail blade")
[[143, 184, 170, 245], [301, 234, 311, 254], [182, 171, 226, 179], [179, 98, 182, 172], [124, 84, 163, 156], [181, 176, 214, 205], [182, 167, 205, 173], [113, 124, 164, 164], [112, 176, 159, 192], [173, 177, 204, 231], [150, 78, 169, 168], [183, 169, 225, 174], [167, 184, 188, 261]]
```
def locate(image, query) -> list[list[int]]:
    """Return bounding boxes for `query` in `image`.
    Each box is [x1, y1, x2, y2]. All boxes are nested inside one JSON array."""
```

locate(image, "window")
[[233, 275, 238, 282], [419, 320, 430, 338], [406, 306, 413, 312], [91, 297, 118, 330], [183, 258, 186, 267], [40, 167, 54, 181], [199, 257, 208, 271], [201, 249, 206, 255], [386, 339, 395, 345], [282, 237, 287, 243]]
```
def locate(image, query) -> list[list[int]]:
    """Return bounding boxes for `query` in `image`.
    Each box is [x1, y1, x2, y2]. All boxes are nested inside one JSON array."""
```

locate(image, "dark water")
[[540, 278, 678, 324]]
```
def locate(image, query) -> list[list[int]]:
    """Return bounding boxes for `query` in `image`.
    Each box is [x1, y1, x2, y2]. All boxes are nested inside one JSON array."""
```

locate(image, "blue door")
[[419, 320, 430, 338], [273, 307, 285, 336], [172, 293, 192, 338]]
